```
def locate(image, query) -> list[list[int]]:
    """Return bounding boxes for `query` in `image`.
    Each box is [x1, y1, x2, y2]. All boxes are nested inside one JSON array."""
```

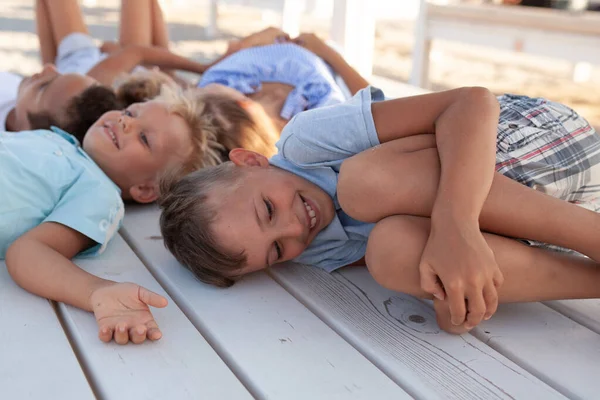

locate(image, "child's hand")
[[90, 282, 168, 345], [418, 222, 503, 330], [236, 27, 290, 50], [100, 41, 121, 55], [292, 33, 334, 61]]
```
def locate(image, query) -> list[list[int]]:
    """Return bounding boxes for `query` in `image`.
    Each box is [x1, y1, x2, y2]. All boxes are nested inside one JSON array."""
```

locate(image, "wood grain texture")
[[473, 302, 600, 399], [272, 264, 565, 400], [0, 263, 94, 399], [121, 204, 410, 400], [59, 235, 251, 400]]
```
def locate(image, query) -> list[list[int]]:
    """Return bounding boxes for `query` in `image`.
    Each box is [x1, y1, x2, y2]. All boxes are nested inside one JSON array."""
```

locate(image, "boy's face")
[[15, 64, 96, 130], [211, 149, 336, 274], [83, 101, 192, 203]]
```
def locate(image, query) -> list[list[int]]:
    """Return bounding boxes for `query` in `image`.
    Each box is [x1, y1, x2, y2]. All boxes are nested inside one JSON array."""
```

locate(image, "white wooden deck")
[[2, 81, 600, 399]]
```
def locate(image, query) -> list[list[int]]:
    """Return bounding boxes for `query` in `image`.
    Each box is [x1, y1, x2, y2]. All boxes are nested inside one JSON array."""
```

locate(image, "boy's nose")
[[280, 213, 304, 238]]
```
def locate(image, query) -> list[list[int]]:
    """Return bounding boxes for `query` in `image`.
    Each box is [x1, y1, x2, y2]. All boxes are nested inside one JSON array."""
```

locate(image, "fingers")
[[419, 263, 446, 301], [98, 325, 114, 343], [146, 320, 163, 341], [129, 325, 148, 345], [446, 283, 467, 326], [98, 322, 161, 344], [464, 290, 486, 329], [138, 286, 168, 308], [482, 283, 499, 321], [114, 323, 129, 345]]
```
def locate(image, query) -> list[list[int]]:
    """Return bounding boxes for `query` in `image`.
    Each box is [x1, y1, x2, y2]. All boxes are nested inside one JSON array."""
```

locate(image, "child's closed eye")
[[264, 199, 282, 261]]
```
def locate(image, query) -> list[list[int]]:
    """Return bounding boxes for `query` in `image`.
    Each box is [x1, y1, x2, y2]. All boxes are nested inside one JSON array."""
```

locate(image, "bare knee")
[[365, 215, 431, 298]]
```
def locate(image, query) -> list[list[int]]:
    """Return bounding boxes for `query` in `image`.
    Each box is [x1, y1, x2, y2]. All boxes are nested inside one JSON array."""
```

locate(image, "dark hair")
[[27, 85, 122, 142], [158, 163, 247, 287], [113, 69, 177, 107]]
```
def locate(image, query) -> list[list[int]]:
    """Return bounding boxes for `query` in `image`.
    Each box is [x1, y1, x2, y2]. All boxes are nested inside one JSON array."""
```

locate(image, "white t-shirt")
[[0, 72, 22, 131]]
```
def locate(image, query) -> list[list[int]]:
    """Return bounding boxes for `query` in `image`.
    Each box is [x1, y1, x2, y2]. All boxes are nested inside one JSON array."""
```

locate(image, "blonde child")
[[158, 86, 600, 334], [2, 86, 220, 345]]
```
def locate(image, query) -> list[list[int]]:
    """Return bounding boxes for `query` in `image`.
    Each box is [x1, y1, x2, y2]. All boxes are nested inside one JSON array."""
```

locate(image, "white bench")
[[3, 81, 600, 399], [411, 1, 600, 88]]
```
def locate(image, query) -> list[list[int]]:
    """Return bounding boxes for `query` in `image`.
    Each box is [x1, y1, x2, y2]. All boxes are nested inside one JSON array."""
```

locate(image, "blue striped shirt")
[[198, 43, 346, 120]]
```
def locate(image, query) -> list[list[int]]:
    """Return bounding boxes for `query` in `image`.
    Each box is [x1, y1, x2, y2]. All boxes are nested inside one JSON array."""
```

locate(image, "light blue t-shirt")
[[198, 43, 346, 120], [269, 86, 385, 272], [0, 127, 124, 258]]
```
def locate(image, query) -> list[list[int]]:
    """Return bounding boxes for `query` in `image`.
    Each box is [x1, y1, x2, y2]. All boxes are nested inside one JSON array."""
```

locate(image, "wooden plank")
[[0, 263, 94, 400], [544, 299, 600, 336], [473, 302, 600, 399], [271, 265, 565, 400], [58, 235, 252, 400], [121, 204, 410, 400]]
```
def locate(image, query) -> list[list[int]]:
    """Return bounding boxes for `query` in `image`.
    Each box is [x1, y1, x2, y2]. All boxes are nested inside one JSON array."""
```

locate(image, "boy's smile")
[[211, 149, 335, 274]]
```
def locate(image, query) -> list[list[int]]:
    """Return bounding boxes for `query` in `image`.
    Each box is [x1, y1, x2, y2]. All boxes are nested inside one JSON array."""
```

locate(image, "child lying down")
[[159, 86, 600, 334]]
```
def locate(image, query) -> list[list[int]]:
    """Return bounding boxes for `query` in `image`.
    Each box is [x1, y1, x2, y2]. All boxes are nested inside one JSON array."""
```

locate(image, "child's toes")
[[114, 323, 129, 345], [98, 326, 114, 343], [129, 325, 147, 344]]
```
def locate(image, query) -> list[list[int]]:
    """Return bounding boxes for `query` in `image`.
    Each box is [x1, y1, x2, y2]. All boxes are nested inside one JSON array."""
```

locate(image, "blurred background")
[[1, 0, 599, 126]]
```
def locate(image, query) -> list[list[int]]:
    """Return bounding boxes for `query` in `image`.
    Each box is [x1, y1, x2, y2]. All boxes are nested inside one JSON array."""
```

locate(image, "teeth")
[[304, 202, 317, 229]]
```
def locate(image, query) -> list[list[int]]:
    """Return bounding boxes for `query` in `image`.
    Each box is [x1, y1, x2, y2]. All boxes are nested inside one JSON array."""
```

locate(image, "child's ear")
[[129, 182, 159, 204], [229, 148, 269, 167]]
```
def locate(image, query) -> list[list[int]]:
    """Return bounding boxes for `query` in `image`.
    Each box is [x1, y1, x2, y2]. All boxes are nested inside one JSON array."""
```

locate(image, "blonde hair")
[[197, 93, 280, 158], [153, 85, 225, 179]]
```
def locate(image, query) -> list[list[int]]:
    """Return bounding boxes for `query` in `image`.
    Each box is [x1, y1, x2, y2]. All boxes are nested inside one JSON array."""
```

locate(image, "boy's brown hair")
[[158, 162, 247, 287], [27, 84, 122, 142], [113, 69, 177, 107]]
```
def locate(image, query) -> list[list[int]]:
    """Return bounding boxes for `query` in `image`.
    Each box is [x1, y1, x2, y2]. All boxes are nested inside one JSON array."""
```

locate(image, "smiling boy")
[[159, 86, 600, 334], [2, 86, 216, 345]]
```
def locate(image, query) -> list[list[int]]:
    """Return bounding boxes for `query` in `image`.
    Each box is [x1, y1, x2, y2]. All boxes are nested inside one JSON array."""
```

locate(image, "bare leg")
[[45, 0, 89, 46], [365, 215, 600, 333], [36, 0, 57, 64], [150, 0, 170, 48], [119, 0, 152, 46], [340, 140, 600, 261]]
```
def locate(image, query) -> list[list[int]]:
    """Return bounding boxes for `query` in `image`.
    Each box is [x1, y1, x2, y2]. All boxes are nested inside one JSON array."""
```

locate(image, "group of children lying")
[[2, 0, 600, 345]]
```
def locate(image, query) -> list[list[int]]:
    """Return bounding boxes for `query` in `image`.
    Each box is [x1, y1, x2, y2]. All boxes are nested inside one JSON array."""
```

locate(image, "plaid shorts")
[[495, 94, 600, 249]]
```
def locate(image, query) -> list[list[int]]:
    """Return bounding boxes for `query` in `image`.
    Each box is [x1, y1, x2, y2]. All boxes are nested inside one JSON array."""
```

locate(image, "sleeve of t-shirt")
[[43, 173, 124, 257], [294, 239, 366, 273], [275, 86, 385, 167]]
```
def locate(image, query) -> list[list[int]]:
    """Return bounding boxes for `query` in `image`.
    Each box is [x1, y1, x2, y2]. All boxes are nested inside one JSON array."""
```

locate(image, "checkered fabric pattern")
[[495, 94, 600, 251], [496, 94, 600, 212]]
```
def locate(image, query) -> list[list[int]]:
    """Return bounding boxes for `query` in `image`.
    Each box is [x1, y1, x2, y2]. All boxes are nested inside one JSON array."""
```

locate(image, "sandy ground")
[[1, 0, 599, 126]]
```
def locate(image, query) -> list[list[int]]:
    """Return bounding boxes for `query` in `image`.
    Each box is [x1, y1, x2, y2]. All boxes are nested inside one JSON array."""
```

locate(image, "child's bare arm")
[[292, 33, 369, 95], [339, 90, 501, 329], [87, 45, 210, 86], [5, 222, 167, 344]]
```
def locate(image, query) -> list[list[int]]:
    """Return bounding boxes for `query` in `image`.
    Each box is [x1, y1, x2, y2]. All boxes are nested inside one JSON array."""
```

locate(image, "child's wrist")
[[87, 279, 117, 312]]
